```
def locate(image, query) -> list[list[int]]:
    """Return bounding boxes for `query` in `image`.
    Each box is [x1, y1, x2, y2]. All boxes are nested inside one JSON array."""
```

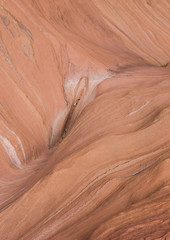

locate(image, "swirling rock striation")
[[0, 0, 170, 239]]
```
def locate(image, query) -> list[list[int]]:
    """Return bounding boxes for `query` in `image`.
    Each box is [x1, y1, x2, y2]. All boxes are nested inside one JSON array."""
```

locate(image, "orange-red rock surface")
[[0, 0, 170, 239]]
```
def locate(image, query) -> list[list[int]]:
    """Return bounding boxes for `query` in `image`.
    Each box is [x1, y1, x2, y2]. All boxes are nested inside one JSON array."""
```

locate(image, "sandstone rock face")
[[0, 0, 170, 239]]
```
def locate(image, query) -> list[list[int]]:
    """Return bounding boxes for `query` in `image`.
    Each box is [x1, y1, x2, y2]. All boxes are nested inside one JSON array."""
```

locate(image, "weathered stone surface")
[[0, 1, 170, 239]]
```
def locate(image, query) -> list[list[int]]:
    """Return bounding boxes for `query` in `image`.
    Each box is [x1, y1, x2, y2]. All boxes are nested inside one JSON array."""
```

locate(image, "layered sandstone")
[[0, 0, 170, 239]]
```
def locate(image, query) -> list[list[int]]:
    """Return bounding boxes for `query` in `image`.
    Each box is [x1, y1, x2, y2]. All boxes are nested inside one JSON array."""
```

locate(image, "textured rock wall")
[[0, 0, 170, 239]]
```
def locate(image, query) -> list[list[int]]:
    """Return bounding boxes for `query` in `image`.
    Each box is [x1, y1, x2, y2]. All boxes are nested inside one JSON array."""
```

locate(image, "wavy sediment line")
[[0, 135, 22, 169]]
